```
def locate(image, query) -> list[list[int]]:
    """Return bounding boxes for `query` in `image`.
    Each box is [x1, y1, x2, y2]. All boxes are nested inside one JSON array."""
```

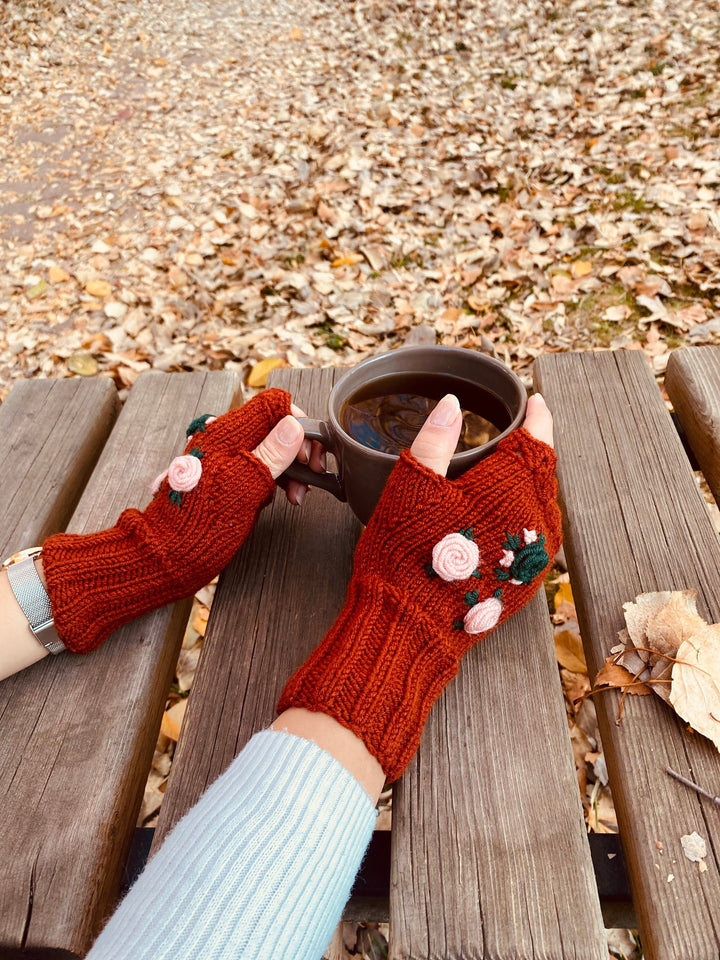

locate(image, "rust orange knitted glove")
[[41, 388, 292, 654], [278, 427, 562, 782]]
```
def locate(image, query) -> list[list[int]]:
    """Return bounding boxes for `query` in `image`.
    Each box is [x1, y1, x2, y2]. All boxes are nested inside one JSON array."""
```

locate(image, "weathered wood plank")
[[390, 586, 605, 958], [153, 366, 361, 848], [0, 377, 119, 558], [535, 350, 720, 960], [0, 371, 240, 957], [665, 346, 720, 502]]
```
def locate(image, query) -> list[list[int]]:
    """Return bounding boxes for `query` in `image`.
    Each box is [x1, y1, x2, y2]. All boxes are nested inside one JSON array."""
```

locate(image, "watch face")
[[2, 547, 42, 569]]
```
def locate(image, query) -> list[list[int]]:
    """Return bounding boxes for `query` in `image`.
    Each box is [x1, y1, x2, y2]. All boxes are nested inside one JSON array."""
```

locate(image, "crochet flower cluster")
[[151, 415, 216, 506], [429, 527, 548, 635]]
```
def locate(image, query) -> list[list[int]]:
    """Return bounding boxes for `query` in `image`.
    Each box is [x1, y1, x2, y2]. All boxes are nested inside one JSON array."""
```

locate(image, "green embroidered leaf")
[[453, 620, 464, 630], [495, 569, 510, 581], [170, 490, 183, 507], [471, 569, 481, 579], [464, 589, 479, 606], [424, 563, 438, 579], [185, 414, 215, 438], [504, 532, 521, 551], [189, 447, 205, 459], [506, 535, 549, 584], [462, 527, 474, 540], [494, 587, 503, 600]]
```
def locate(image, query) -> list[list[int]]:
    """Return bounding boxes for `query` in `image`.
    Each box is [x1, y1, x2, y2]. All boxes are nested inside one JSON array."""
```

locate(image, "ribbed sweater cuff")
[[87, 730, 377, 960]]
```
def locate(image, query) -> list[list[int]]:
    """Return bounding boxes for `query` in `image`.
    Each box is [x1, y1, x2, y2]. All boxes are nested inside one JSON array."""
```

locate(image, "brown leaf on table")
[[670, 624, 720, 752], [617, 590, 708, 702], [646, 590, 706, 663], [594, 657, 652, 696]]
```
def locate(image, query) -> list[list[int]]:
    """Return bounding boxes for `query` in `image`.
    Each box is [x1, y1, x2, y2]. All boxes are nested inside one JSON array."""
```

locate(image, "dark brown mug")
[[284, 346, 527, 524]]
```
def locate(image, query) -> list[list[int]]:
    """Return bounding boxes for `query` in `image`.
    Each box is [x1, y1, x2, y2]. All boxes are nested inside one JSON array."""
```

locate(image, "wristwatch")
[[6, 554, 66, 655]]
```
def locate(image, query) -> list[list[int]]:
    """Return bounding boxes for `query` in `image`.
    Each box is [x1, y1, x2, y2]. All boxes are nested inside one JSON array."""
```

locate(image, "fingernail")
[[294, 486, 306, 506], [277, 416, 300, 445], [428, 394, 460, 427]]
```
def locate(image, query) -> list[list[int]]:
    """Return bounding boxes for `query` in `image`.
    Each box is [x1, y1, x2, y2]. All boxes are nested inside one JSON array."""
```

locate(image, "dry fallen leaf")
[[670, 624, 720, 752], [554, 628, 587, 674], [247, 357, 287, 388], [26, 280, 48, 300], [571, 260, 592, 278], [680, 831, 707, 863], [192, 603, 209, 637], [85, 279, 112, 298], [593, 657, 652, 696], [48, 266, 70, 283], [67, 354, 99, 376]]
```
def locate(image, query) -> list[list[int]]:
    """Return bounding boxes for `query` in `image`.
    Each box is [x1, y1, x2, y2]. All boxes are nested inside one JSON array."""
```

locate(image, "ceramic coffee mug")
[[284, 346, 527, 524]]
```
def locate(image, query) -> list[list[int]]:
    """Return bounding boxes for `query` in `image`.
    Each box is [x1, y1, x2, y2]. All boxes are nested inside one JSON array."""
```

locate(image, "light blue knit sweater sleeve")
[[87, 730, 377, 960]]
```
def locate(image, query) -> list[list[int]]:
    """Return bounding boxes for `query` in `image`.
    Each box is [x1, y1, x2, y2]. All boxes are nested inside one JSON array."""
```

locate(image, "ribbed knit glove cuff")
[[42, 388, 292, 653], [278, 427, 562, 781]]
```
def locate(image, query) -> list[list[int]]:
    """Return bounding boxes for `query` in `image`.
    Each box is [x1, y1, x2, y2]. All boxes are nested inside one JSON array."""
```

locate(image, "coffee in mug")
[[339, 373, 506, 456]]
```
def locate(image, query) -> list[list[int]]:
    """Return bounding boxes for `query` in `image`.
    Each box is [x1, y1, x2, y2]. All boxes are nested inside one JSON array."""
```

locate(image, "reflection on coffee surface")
[[340, 373, 508, 455]]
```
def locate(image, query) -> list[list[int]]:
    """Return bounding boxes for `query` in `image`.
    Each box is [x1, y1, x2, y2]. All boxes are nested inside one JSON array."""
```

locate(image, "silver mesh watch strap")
[[6, 556, 66, 655]]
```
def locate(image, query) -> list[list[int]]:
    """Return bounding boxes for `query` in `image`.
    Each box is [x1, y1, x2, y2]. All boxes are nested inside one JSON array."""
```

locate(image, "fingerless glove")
[[279, 428, 562, 781], [42, 388, 292, 653]]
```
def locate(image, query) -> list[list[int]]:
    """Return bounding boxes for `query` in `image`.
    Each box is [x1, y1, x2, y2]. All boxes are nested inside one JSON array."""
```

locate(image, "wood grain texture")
[[390, 591, 606, 959], [0, 371, 239, 957], [535, 350, 720, 960], [0, 377, 119, 558], [665, 346, 720, 502], [153, 366, 361, 848]]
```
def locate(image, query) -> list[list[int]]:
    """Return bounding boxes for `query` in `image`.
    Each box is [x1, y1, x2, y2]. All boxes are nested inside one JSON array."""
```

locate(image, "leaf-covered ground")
[[3, 1, 719, 957], [1, 0, 719, 404]]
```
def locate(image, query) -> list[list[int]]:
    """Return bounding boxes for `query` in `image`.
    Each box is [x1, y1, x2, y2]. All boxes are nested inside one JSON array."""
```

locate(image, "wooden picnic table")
[[1, 346, 720, 960]]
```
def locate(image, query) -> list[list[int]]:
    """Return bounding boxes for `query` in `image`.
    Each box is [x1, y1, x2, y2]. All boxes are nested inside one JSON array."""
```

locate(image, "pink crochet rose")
[[464, 596, 503, 635], [431, 532, 480, 582], [167, 454, 203, 493], [151, 468, 169, 496]]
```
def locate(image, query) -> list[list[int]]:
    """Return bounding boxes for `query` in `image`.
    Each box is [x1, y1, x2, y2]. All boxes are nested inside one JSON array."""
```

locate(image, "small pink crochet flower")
[[168, 454, 203, 493], [151, 468, 169, 496], [432, 532, 480, 582], [464, 595, 503, 634]]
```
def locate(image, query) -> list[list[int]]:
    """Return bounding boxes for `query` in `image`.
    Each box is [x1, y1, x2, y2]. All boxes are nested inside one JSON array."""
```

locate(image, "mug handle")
[[282, 418, 346, 502]]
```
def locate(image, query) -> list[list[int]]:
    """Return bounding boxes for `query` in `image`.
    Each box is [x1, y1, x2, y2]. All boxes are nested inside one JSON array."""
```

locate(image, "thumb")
[[409, 395, 463, 477], [522, 393, 554, 448], [252, 415, 305, 479]]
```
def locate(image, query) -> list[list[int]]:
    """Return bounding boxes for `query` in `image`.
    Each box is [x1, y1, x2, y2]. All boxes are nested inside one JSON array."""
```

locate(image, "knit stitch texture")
[[278, 428, 562, 781], [42, 388, 292, 652], [86, 730, 376, 960]]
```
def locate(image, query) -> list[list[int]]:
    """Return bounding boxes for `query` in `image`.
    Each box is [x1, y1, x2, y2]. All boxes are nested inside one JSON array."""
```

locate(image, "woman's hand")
[[253, 403, 325, 506]]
